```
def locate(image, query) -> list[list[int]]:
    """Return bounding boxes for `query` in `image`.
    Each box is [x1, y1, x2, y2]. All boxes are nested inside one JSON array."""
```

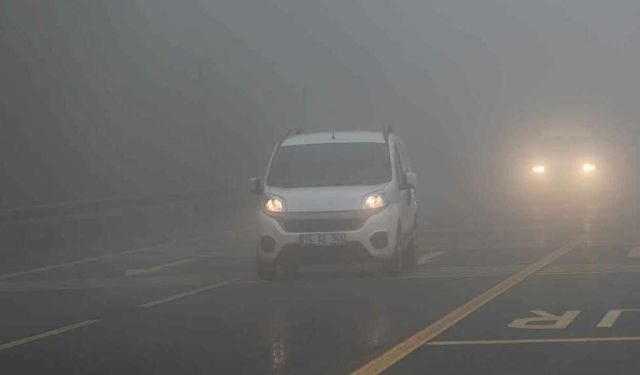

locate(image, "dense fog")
[[2, 0, 639, 212]]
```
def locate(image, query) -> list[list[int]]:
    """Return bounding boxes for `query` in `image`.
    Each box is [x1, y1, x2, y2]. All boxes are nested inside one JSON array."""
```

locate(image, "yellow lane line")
[[125, 258, 195, 277], [0, 320, 101, 351], [428, 336, 640, 346], [352, 237, 583, 375], [139, 281, 227, 308]]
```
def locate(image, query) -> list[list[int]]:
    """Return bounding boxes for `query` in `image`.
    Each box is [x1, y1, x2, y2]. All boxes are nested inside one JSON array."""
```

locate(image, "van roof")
[[281, 131, 387, 146]]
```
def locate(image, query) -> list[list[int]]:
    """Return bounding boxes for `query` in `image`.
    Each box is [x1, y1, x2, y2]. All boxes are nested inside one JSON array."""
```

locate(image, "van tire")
[[279, 261, 299, 280], [405, 222, 418, 269], [384, 224, 403, 275], [256, 256, 277, 280]]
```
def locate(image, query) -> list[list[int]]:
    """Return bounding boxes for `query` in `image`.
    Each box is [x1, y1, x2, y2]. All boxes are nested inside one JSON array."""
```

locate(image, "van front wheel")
[[383, 225, 403, 275], [405, 223, 418, 269], [256, 256, 277, 280]]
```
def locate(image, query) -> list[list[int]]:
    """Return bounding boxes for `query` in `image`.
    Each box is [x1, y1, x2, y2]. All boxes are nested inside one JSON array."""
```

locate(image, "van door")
[[393, 143, 412, 245], [399, 141, 417, 233]]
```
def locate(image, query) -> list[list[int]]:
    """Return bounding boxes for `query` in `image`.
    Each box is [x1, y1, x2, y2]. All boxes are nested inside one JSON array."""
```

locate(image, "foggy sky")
[[2, 0, 640, 211]]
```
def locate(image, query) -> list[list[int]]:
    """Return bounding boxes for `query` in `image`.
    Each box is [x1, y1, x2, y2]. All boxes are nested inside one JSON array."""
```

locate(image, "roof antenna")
[[332, 129, 336, 140]]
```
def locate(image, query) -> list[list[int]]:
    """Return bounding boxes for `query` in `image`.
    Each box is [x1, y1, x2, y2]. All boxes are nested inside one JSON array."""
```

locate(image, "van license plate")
[[299, 233, 346, 246]]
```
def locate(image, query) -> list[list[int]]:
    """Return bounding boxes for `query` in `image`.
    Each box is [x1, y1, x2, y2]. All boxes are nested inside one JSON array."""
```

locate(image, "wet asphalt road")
[[2, 208, 640, 374]]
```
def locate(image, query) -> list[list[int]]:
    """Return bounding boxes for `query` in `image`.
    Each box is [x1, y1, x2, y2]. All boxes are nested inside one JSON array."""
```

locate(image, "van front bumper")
[[256, 207, 400, 264]]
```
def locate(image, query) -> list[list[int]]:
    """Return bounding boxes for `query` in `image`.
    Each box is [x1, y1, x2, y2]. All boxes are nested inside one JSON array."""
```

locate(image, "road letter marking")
[[629, 247, 640, 258], [597, 309, 640, 328], [508, 310, 580, 330], [352, 238, 584, 375]]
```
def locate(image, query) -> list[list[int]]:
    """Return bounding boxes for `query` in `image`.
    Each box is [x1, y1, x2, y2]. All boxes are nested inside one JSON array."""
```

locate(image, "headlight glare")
[[263, 196, 285, 213], [532, 165, 546, 174], [363, 192, 388, 210], [582, 163, 596, 173]]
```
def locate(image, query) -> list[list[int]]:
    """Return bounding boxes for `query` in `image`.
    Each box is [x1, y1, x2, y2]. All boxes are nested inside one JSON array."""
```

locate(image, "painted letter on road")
[[509, 310, 580, 330], [597, 309, 640, 328]]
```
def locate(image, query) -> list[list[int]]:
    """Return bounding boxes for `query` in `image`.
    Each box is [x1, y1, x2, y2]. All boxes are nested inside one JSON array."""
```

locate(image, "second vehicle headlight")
[[363, 192, 389, 210], [582, 163, 596, 173], [532, 165, 546, 174]]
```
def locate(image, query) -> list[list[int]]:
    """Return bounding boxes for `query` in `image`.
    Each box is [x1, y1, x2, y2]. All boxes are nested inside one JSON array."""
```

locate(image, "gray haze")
[[2, 0, 639, 211]]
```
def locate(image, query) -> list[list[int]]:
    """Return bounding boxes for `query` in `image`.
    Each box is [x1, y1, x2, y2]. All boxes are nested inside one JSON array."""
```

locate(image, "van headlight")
[[363, 192, 389, 210], [263, 195, 285, 213]]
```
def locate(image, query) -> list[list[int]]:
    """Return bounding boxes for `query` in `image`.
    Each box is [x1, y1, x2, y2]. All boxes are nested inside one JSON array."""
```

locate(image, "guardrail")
[[0, 189, 237, 223]]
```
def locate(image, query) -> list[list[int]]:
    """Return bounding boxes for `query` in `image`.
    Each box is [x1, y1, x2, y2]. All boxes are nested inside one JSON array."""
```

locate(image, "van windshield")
[[267, 143, 392, 188]]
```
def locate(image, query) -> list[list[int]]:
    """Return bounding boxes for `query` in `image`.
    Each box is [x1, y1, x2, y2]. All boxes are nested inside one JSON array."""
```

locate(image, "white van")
[[249, 129, 418, 280]]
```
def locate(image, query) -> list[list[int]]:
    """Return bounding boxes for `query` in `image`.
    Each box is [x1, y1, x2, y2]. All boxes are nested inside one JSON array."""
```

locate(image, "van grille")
[[270, 211, 373, 233], [279, 218, 365, 233], [278, 242, 372, 263]]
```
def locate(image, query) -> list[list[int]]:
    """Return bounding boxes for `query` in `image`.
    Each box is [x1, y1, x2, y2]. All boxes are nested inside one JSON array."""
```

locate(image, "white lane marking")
[[427, 336, 640, 346], [417, 251, 446, 265], [628, 247, 640, 257], [400, 263, 640, 280], [0, 320, 101, 351], [0, 276, 217, 292], [0, 228, 249, 280], [125, 258, 195, 277], [418, 245, 439, 251], [400, 265, 522, 280], [541, 263, 640, 275], [139, 281, 228, 308]]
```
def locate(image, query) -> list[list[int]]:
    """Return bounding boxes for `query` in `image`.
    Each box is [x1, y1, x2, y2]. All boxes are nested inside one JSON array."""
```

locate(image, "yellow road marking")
[[0, 320, 101, 351], [125, 258, 195, 277], [428, 336, 640, 346], [139, 281, 227, 308], [352, 237, 583, 375]]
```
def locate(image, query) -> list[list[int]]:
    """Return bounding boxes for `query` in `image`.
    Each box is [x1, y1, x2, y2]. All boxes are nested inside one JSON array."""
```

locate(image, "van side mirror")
[[249, 177, 263, 195], [400, 172, 417, 190]]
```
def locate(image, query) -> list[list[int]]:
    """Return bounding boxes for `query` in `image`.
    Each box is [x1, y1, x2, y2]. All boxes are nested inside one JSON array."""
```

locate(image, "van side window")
[[399, 142, 411, 172], [400, 143, 413, 173]]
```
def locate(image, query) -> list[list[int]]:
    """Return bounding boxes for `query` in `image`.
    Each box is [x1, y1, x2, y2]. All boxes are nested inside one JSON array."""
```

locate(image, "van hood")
[[265, 184, 389, 212]]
